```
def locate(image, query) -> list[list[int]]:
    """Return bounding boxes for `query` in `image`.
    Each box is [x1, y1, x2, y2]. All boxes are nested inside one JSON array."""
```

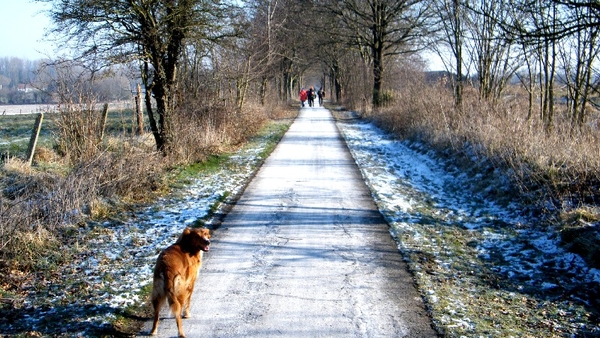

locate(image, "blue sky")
[[0, 0, 54, 59]]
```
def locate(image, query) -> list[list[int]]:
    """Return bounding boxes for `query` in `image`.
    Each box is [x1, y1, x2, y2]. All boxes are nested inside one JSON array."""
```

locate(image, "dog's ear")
[[176, 228, 192, 243]]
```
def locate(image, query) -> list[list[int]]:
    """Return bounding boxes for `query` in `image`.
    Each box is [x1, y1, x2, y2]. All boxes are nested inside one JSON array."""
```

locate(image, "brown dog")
[[150, 227, 211, 337]]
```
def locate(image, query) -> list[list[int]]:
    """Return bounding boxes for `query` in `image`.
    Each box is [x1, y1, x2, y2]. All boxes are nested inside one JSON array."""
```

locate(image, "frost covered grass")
[[368, 79, 600, 275], [2, 107, 598, 337], [0, 118, 292, 337], [0, 109, 146, 158], [337, 118, 600, 337]]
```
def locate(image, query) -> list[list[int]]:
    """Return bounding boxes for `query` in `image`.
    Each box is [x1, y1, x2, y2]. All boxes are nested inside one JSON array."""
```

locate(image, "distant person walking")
[[299, 88, 308, 107], [307, 86, 315, 107], [317, 88, 325, 106]]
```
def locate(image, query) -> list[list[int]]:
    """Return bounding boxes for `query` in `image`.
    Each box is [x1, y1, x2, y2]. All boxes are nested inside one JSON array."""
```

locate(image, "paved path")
[[141, 107, 437, 337]]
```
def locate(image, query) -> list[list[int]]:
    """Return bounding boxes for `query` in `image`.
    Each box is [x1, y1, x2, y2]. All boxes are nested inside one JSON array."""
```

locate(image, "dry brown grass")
[[363, 75, 600, 268], [0, 145, 165, 272], [369, 78, 600, 213], [51, 102, 108, 163], [0, 99, 271, 278], [360, 75, 600, 268], [169, 101, 269, 164]]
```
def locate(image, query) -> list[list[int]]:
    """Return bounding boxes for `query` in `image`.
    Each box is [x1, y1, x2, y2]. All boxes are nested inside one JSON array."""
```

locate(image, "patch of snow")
[[13, 115, 599, 336], [541, 282, 559, 289], [337, 119, 600, 334], [7, 136, 271, 335]]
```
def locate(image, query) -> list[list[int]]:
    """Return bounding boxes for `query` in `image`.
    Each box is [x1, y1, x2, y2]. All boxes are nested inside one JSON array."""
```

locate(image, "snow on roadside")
[[337, 119, 600, 337], [7, 115, 598, 336], [6, 135, 269, 336]]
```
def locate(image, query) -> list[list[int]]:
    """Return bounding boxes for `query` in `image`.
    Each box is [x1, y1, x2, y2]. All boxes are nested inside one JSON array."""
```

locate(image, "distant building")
[[17, 84, 39, 93]]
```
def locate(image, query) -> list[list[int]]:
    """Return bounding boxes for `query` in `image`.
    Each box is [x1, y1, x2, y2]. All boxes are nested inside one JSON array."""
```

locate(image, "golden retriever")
[[150, 227, 211, 337]]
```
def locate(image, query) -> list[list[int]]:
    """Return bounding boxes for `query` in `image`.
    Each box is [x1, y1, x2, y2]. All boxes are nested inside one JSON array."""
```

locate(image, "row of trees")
[[431, 0, 600, 132], [37, 0, 600, 155], [0, 58, 49, 104], [0, 56, 134, 104], [0, 58, 40, 88]]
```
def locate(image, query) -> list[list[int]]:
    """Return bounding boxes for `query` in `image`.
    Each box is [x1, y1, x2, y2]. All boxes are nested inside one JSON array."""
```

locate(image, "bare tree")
[[431, 0, 465, 106], [250, 0, 283, 105], [465, 0, 521, 102], [556, 5, 600, 132], [269, 0, 317, 102], [496, 0, 600, 131], [514, 43, 537, 121], [500, 0, 563, 130], [505, 0, 600, 40], [325, 0, 432, 108], [39, 0, 231, 154]]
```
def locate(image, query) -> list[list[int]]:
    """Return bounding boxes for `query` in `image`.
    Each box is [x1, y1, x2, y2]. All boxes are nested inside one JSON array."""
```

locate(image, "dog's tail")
[[155, 270, 184, 301], [150, 273, 166, 336], [151, 273, 166, 301]]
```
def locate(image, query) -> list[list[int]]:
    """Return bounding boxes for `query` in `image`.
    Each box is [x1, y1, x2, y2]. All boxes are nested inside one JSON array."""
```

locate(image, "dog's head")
[[177, 227, 211, 253]]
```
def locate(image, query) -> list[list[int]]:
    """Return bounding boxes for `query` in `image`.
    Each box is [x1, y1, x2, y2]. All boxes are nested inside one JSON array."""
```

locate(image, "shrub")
[[0, 98, 272, 276], [370, 79, 600, 212], [366, 74, 600, 267], [169, 100, 268, 164]]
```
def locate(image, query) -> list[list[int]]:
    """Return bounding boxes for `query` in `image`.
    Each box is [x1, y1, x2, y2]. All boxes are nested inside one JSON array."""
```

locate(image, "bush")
[[170, 100, 268, 164], [366, 74, 600, 268], [0, 98, 272, 276], [370, 78, 600, 212], [0, 141, 167, 269]]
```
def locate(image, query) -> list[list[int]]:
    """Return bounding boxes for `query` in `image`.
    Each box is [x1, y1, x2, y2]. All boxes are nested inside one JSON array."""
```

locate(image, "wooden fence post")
[[26, 113, 44, 166], [136, 83, 144, 135], [99, 103, 109, 141]]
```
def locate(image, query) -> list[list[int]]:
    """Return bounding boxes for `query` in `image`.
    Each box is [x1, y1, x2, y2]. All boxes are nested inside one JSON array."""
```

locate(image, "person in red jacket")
[[299, 88, 308, 107]]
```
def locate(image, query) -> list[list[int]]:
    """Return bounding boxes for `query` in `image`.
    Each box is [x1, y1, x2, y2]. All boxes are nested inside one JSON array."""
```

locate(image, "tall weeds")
[[170, 101, 267, 164], [369, 75, 600, 214], [0, 94, 269, 274], [52, 101, 106, 162]]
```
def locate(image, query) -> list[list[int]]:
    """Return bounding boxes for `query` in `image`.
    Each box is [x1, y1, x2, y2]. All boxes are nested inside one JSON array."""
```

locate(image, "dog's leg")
[[170, 297, 186, 338], [183, 300, 191, 318], [150, 291, 165, 336], [183, 282, 195, 318]]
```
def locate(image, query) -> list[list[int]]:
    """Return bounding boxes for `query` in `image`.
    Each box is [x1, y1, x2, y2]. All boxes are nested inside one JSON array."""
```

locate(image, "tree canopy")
[[39, 0, 234, 153]]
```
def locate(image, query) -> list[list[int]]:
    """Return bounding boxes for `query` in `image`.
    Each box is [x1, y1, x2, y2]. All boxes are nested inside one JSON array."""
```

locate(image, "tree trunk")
[[371, 2, 384, 108], [142, 60, 163, 153], [372, 53, 383, 108], [453, 0, 463, 108], [260, 77, 268, 106]]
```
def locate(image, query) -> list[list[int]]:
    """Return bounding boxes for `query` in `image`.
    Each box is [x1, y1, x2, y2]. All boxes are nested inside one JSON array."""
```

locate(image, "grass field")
[[0, 107, 148, 158]]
